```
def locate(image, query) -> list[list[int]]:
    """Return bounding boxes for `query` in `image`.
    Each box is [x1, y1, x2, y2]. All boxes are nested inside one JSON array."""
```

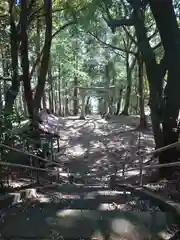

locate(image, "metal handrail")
[[0, 140, 180, 175], [0, 143, 63, 168], [0, 161, 53, 172]]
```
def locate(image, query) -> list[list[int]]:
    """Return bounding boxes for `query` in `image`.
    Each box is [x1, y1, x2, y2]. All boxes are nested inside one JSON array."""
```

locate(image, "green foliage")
[[1, 0, 177, 123]]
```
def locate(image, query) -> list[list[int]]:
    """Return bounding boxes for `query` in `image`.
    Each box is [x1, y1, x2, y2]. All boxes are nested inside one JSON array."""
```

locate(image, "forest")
[[0, 0, 180, 239]]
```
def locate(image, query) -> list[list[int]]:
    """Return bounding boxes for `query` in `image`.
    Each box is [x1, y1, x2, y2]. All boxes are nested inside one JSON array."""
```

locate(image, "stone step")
[[0, 184, 170, 211], [1, 184, 179, 239], [37, 183, 127, 193], [0, 188, 39, 208], [1, 210, 175, 239]]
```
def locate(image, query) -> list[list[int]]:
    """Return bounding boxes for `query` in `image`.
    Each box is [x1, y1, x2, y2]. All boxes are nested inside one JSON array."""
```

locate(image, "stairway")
[[0, 183, 180, 239]]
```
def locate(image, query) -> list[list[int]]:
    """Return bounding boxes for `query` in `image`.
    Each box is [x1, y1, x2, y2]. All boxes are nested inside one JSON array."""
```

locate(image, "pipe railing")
[[0, 161, 53, 172], [144, 141, 180, 157], [1, 141, 180, 185], [1, 141, 180, 171], [0, 143, 63, 168]]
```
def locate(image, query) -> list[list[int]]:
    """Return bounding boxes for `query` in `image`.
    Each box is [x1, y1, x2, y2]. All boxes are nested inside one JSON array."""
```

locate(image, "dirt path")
[[53, 115, 155, 185]]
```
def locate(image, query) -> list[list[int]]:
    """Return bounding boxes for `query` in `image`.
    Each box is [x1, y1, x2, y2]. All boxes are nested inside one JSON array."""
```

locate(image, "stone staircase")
[[0, 183, 180, 239]]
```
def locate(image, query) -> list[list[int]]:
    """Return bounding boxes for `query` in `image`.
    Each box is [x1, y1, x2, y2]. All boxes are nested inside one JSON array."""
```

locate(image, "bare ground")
[[53, 115, 155, 185], [50, 114, 180, 201]]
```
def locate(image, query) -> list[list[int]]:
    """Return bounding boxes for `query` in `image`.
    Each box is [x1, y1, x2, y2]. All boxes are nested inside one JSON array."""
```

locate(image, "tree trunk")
[[115, 88, 123, 115], [3, 0, 19, 126], [1, 49, 10, 77], [33, 0, 52, 118], [65, 98, 69, 116], [73, 76, 78, 115], [48, 90, 52, 111], [22, 87, 28, 117], [136, 53, 147, 130], [65, 81, 69, 115], [85, 96, 91, 115], [121, 55, 136, 116], [107, 0, 172, 177], [20, 0, 34, 120], [121, 54, 131, 115], [48, 61, 54, 111], [42, 94, 46, 109], [0, 81, 2, 112], [149, 0, 180, 177], [58, 64, 62, 115], [104, 64, 110, 116], [130, 4, 164, 149]]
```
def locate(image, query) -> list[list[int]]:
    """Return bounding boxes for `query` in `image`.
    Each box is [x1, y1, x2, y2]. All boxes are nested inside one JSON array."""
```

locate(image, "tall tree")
[[20, 0, 34, 119], [103, 0, 180, 177], [148, 0, 180, 177], [3, 0, 19, 126], [33, 0, 52, 118]]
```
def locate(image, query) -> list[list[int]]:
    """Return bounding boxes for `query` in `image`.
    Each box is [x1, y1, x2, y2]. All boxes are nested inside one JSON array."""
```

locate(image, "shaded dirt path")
[[53, 115, 155, 185]]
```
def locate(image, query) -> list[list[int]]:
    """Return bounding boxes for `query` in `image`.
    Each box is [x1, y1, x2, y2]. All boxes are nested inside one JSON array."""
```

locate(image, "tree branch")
[[29, 20, 76, 79], [27, 0, 36, 16], [0, 77, 11, 81], [29, 50, 43, 79], [34, 0, 52, 112], [29, 7, 67, 22], [52, 20, 76, 38], [122, 26, 137, 46], [106, 18, 135, 33], [87, 31, 137, 56], [158, 54, 167, 80]]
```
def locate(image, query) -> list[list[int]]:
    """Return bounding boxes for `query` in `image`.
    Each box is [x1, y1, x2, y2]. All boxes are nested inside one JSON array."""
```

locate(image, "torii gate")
[[78, 86, 115, 119]]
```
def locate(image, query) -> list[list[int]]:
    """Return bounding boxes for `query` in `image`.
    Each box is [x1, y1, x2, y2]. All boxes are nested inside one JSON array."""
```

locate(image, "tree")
[[101, 0, 180, 177], [3, 0, 19, 128], [148, 0, 180, 176]]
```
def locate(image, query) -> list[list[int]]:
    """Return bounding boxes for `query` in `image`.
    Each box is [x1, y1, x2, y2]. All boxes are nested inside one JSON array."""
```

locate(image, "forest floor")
[[54, 114, 155, 185], [50, 114, 180, 201], [4, 114, 180, 200]]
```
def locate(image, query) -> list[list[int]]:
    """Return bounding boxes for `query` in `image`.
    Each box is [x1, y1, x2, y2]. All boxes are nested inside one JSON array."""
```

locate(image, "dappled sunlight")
[[8, 113, 158, 193], [66, 144, 88, 157], [89, 141, 106, 152], [106, 140, 128, 149], [45, 114, 156, 186], [94, 127, 108, 136]]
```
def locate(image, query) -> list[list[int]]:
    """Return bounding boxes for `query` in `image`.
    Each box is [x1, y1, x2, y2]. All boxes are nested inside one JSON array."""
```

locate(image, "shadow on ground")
[[52, 115, 155, 185], [0, 184, 176, 240]]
